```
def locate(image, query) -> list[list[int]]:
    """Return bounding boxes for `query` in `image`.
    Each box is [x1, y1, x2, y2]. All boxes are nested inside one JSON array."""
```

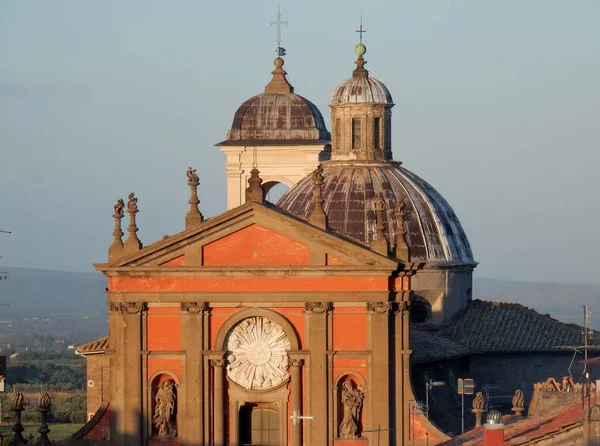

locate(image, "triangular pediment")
[[97, 202, 400, 269]]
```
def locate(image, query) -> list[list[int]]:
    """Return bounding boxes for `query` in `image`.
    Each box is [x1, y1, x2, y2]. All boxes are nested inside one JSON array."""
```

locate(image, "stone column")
[[305, 302, 330, 444], [367, 301, 391, 446], [290, 358, 304, 446], [211, 358, 225, 445]]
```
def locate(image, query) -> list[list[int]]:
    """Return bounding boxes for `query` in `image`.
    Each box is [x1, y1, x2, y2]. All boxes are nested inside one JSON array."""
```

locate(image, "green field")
[[0, 423, 84, 444]]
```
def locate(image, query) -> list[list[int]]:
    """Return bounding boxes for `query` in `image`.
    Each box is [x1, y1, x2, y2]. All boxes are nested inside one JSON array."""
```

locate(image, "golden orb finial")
[[355, 43, 367, 57]]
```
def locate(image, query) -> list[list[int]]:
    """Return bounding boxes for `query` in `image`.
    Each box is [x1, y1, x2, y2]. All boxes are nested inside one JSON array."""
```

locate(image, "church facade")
[[79, 39, 477, 446]]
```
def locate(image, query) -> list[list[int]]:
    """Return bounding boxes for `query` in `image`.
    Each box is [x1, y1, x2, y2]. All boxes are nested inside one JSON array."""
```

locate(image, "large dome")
[[277, 162, 474, 263]]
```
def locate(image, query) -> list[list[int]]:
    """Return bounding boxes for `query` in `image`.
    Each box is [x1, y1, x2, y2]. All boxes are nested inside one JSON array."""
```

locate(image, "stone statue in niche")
[[339, 379, 365, 439], [153, 379, 177, 437]]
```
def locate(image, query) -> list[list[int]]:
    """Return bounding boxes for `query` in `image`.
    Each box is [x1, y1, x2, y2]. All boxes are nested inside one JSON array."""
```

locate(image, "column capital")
[[394, 301, 411, 315], [181, 302, 208, 314], [210, 358, 225, 368], [366, 301, 392, 314], [109, 301, 147, 314], [290, 358, 304, 368], [304, 301, 331, 314]]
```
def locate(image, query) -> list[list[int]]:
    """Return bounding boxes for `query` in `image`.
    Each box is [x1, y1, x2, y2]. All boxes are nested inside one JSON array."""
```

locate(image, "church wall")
[[409, 268, 472, 324], [202, 224, 310, 266], [209, 306, 306, 349], [221, 144, 327, 210], [86, 353, 110, 420], [160, 256, 185, 266], [332, 307, 368, 350], [147, 307, 181, 351]]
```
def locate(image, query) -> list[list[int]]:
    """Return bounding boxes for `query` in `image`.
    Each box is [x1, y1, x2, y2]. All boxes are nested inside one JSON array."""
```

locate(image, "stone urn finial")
[[472, 391, 486, 427], [37, 392, 52, 446], [10, 391, 26, 445], [511, 389, 525, 416]]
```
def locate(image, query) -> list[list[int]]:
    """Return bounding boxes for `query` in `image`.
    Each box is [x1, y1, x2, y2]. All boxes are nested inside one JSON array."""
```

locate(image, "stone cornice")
[[98, 266, 397, 277], [96, 201, 401, 270], [107, 291, 391, 303]]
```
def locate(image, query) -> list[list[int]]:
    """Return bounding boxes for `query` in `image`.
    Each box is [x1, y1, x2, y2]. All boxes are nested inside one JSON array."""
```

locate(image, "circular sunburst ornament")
[[225, 316, 290, 390]]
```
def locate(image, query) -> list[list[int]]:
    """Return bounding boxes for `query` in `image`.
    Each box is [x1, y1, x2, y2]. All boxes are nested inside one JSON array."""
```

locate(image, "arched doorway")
[[239, 402, 280, 446]]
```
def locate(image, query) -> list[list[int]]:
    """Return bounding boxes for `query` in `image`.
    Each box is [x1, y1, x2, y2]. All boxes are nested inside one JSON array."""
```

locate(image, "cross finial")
[[356, 14, 367, 44], [269, 4, 288, 57]]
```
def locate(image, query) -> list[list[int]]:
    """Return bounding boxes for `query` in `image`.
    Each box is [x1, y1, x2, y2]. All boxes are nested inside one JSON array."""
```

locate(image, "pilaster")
[[210, 354, 226, 445], [367, 301, 391, 446], [109, 301, 145, 445], [290, 358, 304, 446], [305, 301, 331, 444], [181, 302, 208, 443]]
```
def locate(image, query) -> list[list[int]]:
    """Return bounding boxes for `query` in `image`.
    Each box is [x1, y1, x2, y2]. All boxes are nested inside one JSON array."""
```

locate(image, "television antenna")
[[0, 229, 10, 280]]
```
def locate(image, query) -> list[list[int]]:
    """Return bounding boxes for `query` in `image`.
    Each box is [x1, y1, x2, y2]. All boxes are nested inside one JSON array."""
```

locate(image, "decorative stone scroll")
[[304, 301, 331, 314], [109, 302, 146, 314], [181, 302, 207, 314], [366, 301, 392, 314], [225, 316, 290, 390]]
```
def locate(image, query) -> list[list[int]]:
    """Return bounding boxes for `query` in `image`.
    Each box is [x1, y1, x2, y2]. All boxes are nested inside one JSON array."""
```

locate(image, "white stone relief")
[[225, 316, 290, 390]]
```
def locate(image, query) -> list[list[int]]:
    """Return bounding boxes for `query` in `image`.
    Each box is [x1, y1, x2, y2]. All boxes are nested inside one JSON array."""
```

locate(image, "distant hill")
[[474, 277, 600, 329], [0, 267, 107, 344], [0, 267, 598, 338], [0, 267, 106, 316]]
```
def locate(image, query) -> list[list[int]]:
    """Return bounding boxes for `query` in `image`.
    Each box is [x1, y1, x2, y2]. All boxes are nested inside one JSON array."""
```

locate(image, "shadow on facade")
[[2, 395, 211, 446]]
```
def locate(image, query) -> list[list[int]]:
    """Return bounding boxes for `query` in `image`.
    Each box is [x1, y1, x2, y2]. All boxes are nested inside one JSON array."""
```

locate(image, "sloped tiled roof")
[[440, 399, 587, 445], [439, 300, 582, 353], [77, 336, 108, 355], [410, 329, 471, 364]]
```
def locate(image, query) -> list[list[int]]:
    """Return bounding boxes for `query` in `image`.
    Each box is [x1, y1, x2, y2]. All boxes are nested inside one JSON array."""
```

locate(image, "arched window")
[[352, 118, 361, 149], [374, 117, 381, 149]]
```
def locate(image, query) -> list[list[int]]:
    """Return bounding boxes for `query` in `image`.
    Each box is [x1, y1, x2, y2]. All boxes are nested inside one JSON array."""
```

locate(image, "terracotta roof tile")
[[77, 336, 108, 354], [410, 328, 471, 363], [441, 398, 589, 445], [439, 300, 582, 353]]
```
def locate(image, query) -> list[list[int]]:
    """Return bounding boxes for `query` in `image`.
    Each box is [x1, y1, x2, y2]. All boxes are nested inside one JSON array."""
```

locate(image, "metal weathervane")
[[270, 4, 288, 56]]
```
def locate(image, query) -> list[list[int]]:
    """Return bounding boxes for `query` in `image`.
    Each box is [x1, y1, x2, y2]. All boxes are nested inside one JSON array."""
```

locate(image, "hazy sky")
[[0, 1, 598, 284]]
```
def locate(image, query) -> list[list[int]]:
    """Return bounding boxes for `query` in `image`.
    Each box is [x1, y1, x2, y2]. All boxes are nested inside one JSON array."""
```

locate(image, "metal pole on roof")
[[584, 305, 589, 376]]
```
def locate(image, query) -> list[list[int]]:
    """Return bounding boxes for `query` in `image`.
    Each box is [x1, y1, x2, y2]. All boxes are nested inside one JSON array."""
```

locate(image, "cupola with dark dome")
[[220, 57, 330, 145], [216, 55, 331, 210]]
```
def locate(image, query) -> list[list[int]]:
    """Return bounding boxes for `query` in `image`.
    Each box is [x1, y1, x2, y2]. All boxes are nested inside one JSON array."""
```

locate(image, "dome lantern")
[[330, 39, 394, 162]]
